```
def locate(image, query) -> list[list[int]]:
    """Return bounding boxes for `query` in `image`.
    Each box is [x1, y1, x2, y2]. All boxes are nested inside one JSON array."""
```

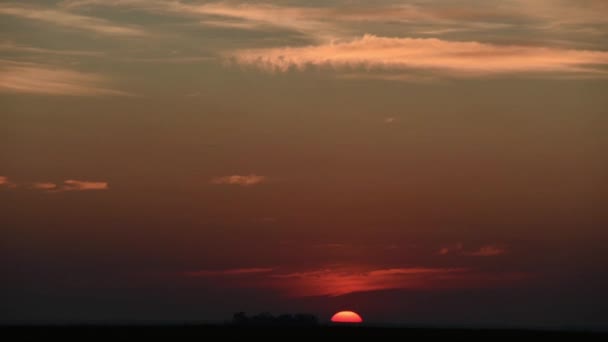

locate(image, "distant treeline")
[[231, 312, 319, 326]]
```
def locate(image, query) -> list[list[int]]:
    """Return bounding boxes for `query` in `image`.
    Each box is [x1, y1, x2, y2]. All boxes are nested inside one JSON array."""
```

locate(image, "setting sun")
[[331, 311, 363, 323]]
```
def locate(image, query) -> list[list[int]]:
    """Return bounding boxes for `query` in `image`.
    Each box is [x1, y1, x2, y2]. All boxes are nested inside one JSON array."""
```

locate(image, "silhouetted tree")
[[294, 313, 318, 325], [232, 312, 248, 325]]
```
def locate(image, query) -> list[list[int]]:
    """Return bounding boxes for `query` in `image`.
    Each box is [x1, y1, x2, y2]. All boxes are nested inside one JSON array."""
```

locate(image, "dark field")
[[3, 325, 606, 340]]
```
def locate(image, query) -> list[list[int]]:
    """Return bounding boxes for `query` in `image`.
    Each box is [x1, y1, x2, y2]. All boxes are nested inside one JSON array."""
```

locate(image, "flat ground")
[[3, 325, 606, 340]]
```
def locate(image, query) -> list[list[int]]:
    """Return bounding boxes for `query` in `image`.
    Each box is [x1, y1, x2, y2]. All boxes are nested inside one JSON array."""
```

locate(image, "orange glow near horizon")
[[331, 311, 363, 323]]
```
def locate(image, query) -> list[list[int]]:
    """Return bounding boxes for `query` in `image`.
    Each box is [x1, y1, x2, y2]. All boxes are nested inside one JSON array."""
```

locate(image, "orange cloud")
[[464, 245, 506, 257], [0, 176, 17, 188], [61, 180, 108, 191], [0, 61, 132, 96], [231, 34, 608, 77], [31, 182, 58, 190], [211, 174, 266, 186], [185, 268, 274, 277], [1, 178, 108, 191]]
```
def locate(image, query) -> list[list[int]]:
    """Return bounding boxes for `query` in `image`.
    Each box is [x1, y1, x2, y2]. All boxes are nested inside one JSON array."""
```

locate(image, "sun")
[[331, 310, 363, 323]]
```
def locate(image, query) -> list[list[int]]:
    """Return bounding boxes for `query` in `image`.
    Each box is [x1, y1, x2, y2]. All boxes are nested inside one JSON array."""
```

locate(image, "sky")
[[1, 0, 607, 329]]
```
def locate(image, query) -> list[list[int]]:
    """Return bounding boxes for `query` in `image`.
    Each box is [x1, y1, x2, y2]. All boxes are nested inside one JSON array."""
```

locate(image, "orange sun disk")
[[331, 311, 363, 323]]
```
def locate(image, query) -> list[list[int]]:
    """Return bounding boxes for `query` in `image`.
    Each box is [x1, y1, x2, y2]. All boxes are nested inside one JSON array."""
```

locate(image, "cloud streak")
[[183, 264, 525, 297], [30, 182, 58, 190], [62, 180, 109, 191], [185, 268, 274, 277], [231, 34, 608, 78], [439, 243, 506, 257], [211, 174, 266, 186], [59, 0, 608, 47], [439, 243, 464, 255], [0, 61, 132, 96], [0, 41, 103, 57], [0, 3, 145, 37], [0, 177, 109, 192], [61, 0, 338, 40], [464, 245, 506, 257], [270, 267, 467, 296]]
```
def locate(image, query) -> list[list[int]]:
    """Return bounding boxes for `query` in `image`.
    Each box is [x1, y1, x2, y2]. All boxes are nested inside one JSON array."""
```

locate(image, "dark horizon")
[[4, 315, 607, 333]]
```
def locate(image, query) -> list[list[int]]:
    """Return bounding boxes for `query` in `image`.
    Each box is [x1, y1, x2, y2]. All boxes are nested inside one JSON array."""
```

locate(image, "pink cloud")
[[270, 267, 467, 297], [211, 174, 266, 186], [231, 34, 608, 78], [182, 264, 527, 297]]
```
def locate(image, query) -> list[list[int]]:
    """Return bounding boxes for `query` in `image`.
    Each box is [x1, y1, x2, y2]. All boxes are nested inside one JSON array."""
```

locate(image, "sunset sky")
[[1, 0, 607, 329]]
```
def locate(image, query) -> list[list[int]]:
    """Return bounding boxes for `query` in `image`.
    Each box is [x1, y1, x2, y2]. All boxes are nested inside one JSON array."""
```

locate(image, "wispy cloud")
[[185, 268, 274, 277], [0, 176, 17, 189], [338, 72, 439, 83], [0, 3, 145, 37], [117, 56, 214, 64], [30, 182, 58, 190], [0, 41, 103, 56], [199, 19, 263, 31], [183, 264, 526, 297], [59, 0, 608, 47], [55, 1, 519, 44], [0, 60, 132, 96], [211, 174, 266, 186], [74, 1, 504, 42], [61, 180, 108, 191], [512, 0, 608, 26], [464, 245, 506, 257], [231, 34, 608, 78], [270, 267, 467, 297], [1, 177, 108, 192], [62, 0, 339, 41], [439, 243, 506, 257], [439, 243, 464, 255]]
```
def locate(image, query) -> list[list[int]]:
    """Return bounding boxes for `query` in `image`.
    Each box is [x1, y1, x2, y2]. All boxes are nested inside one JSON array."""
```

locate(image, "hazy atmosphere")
[[1, 0, 607, 329]]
